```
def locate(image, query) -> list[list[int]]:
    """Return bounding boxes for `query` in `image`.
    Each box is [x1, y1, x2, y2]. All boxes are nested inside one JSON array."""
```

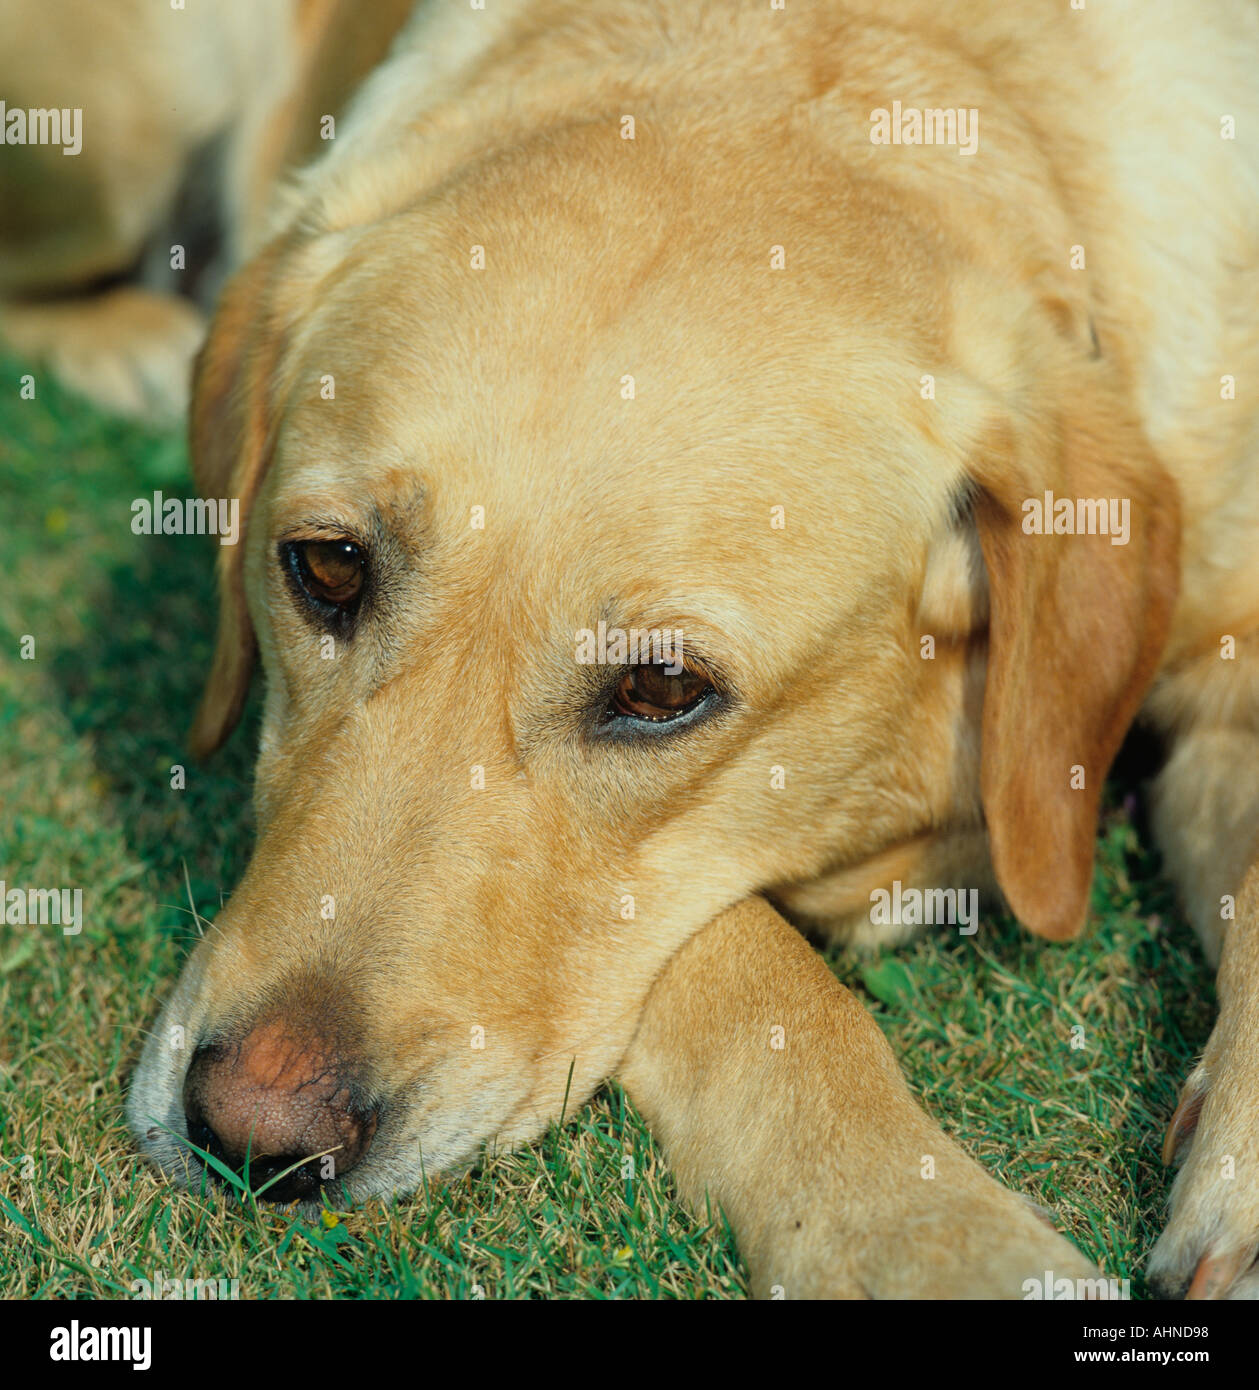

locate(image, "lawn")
[[0, 356, 1216, 1298]]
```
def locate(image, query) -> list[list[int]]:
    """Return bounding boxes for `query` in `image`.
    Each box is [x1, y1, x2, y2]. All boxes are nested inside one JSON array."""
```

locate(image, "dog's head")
[[128, 115, 1178, 1203]]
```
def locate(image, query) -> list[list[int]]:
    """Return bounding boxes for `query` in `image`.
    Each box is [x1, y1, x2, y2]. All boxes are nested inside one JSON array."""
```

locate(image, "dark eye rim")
[[279, 537, 369, 631]]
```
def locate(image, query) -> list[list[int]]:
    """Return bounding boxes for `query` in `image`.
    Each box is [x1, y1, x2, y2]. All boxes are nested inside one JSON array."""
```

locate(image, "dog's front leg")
[[617, 897, 1097, 1298], [1144, 704, 1259, 1299], [1149, 854, 1259, 1300]]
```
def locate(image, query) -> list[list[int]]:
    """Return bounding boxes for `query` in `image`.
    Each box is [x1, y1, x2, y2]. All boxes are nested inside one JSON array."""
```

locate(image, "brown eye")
[[291, 539, 365, 607], [612, 663, 712, 722]]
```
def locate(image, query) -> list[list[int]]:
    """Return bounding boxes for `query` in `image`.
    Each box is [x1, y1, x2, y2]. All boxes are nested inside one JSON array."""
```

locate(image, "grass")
[[0, 355, 1217, 1299]]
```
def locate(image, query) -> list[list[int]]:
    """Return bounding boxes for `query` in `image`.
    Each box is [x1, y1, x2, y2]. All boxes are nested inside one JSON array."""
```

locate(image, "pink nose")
[[182, 1020, 377, 1201]]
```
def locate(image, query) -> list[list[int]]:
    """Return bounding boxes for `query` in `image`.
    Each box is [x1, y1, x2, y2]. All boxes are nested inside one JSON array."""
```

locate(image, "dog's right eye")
[[282, 539, 367, 618], [611, 663, 712, 722]]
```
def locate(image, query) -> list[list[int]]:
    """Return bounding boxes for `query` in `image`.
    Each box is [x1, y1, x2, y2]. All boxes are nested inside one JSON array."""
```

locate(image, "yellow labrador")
[[97, 0, 1259, 1297]]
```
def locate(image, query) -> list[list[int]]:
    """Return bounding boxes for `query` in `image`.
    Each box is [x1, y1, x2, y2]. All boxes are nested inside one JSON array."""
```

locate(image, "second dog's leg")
[[617, 897, 1097, 1298]]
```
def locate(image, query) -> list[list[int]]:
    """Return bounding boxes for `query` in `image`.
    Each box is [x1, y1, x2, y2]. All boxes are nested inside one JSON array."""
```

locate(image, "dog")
[[13, 0, 1253, 1298]]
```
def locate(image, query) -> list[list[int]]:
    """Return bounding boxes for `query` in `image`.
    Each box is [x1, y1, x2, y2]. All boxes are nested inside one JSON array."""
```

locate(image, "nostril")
[[182, 1049, 230, 1167], [242, 1152, 330, 1203], [184, 1112, 224, 1167]]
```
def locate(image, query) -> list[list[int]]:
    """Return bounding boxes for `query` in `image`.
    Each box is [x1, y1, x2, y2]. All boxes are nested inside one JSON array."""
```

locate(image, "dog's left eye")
[[284, 539, 366, 610], [610, 663, 712, 722]]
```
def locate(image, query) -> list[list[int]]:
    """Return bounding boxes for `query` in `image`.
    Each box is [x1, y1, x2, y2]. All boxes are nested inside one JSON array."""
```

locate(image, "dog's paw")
[[853, 1171, 1102, 1300], [1147, 1061, 1259, 1299], [1, 287, 205, 423]]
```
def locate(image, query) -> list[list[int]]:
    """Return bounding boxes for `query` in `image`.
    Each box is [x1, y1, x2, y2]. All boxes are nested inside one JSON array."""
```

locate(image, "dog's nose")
[[182, 1022, 377, 1202]]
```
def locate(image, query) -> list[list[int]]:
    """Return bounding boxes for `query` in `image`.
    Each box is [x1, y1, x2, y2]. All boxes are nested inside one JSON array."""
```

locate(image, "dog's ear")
[[188, 239, 298, 759], [969, 376, 1180, 940]]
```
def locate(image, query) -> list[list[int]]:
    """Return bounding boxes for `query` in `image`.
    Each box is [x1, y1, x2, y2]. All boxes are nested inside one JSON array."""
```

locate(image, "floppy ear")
[[188, 240, 296, 759], [971, 376, 1180, 940]]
